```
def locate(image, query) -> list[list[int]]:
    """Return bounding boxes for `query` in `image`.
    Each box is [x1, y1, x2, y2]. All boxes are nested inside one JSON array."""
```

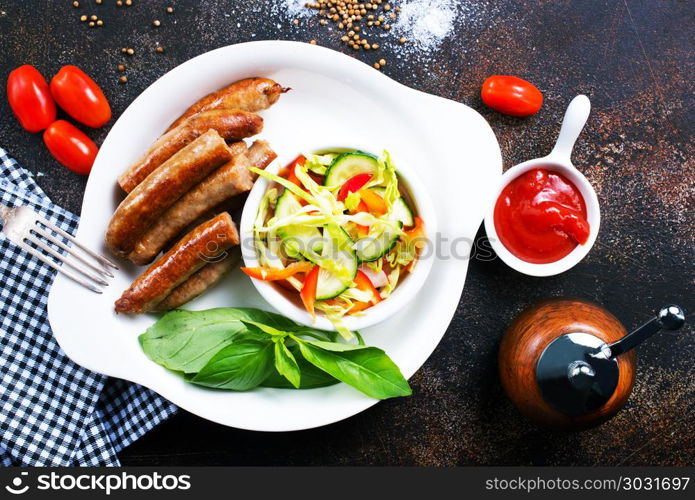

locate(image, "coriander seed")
[[119, 75, 128, 84]]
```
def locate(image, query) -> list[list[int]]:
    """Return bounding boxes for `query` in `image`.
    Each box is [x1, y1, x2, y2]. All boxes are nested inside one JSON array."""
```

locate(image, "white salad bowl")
[[46, 41, 502, 431], [239, 148, 438, 332]]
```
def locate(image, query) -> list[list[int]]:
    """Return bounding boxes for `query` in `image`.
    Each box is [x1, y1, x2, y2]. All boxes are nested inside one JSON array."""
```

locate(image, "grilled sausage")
[[152, 247, 241, 311], [245, 139, 277, 181], [106, 129, 232, 258], [115, 212, 239, 314], [166, 78, 287, 132], [118, 109, 262, 193], [127, 139, 276, 265]]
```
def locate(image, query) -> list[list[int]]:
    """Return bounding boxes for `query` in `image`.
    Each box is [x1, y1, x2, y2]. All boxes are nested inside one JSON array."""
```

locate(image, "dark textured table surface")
[[0, 0, 692, 466]]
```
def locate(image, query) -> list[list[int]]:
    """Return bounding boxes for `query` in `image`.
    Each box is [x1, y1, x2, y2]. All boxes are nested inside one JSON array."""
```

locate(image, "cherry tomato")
[[481, 75, 543, 117], [43, 120, 99, 175], [7, 65, 57, 133], [50, 65, 111, 127]]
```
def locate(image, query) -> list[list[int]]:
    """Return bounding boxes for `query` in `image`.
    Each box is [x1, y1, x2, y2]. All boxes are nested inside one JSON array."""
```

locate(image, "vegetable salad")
[[243, 150, 425, 338]]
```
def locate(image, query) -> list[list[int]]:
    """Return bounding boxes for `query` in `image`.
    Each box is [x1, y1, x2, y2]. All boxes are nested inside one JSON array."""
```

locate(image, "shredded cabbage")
[[251, 167, 317, 205], [344, 191, 361, 212], [303, 153, 336, 175], [380, 265, 402, 299]]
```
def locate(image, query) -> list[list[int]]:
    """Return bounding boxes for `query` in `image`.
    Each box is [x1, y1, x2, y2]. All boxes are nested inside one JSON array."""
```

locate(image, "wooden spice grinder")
[[499, 298, 685, 430]]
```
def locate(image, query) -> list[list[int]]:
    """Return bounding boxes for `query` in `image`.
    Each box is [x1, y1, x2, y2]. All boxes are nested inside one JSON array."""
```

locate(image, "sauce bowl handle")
[[549, 94, 591, 162]]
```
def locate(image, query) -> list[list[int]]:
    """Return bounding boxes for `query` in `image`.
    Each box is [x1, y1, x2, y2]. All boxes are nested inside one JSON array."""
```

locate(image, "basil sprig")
[[139, 308, 411, 400]]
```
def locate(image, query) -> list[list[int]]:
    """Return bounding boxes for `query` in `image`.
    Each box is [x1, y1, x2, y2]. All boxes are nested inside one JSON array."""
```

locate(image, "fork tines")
[[1, 204, 119, 294]]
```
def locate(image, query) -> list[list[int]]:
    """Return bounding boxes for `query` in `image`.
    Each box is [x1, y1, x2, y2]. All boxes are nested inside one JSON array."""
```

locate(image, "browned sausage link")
[[152, 247, 241, 311], [118, 109, 263, 193], [128, 142, 253, 265], [106, 130, 232, 258], [245, 139, 277, 181], [127, 140, 276, 265], [115, 212, 239, 314], [166, 78, 288, 132]]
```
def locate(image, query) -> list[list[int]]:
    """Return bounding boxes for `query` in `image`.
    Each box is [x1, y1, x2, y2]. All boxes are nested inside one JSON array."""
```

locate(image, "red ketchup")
[[494, 168, 590, 264]]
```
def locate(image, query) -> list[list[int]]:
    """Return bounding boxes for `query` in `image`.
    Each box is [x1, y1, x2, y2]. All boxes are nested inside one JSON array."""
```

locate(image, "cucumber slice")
[[324, 152, 379, 188], [275, 190, 323, 258], [371, 187, 415, 227], [352, 187, 414, 261], [315, 227, 358, 300], [354, 220, 403, 262]]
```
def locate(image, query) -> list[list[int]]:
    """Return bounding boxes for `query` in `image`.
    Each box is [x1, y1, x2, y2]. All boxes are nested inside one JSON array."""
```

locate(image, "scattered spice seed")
[[88, 21, 95, 27], [72, 1, 79, 7], [373, 62, 381, 69], [310, 39, 317, 45], [80, 15, 87, 21], [96, 19, 103, 26], [153, 19, 161, 27], [166, 6, 173, 13], [117, 0, 122, 5], [301, 0, 400, 55], [117, 64, 125, 71], [399, 36, 407, 44], [125, 0, 132, 5], [96, 0, 102, 4], [379, 58, 386, 66], [119, 75, 128, 84], [90, 14, 97, 21], [126, 48, 134, 55], [155, 46, 164, 53], [121, 47, 127, 53]]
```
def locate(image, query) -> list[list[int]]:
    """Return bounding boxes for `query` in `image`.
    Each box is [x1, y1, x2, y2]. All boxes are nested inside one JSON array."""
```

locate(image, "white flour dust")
[[394, 0, 456, 52]]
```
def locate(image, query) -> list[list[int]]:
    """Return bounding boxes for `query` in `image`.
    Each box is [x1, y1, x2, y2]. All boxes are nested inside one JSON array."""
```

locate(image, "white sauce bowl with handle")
[[484, 95, 601, 276]]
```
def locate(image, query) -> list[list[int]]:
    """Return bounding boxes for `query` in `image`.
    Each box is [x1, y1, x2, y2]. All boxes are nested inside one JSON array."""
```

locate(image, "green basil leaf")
[[241, 320, 288, 337], [273, 341, 301, 388], [190, 340, 274, 390], [299, 338, 368, 352], [138, 307, 328, 374], [298, 342, 412, 399], [138, 309, 247, 374], [262, 345, 339, 389]]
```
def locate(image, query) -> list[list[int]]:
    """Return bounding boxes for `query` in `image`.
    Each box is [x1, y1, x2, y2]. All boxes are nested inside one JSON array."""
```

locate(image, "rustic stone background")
[[0, 0, 692, 465]]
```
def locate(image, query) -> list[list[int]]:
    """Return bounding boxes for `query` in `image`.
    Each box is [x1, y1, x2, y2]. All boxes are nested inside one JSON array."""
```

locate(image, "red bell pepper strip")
[[300, 265, 320, 319], [241, 261, 314, 281], [338, 173, 372, 201], [348, 271, 382, 314], [359, 189, 388, 216]]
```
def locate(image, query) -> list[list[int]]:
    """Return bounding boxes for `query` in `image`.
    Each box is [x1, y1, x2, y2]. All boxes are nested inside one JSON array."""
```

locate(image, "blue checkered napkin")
[[0, 147, 178, 466]]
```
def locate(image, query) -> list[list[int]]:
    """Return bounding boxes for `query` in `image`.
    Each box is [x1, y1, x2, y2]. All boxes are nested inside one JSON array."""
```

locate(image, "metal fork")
[[0, 203, 118, 293]]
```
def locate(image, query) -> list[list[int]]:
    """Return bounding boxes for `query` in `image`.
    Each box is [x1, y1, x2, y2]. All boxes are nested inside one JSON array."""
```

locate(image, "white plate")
[[47, 41, 501, 431]]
